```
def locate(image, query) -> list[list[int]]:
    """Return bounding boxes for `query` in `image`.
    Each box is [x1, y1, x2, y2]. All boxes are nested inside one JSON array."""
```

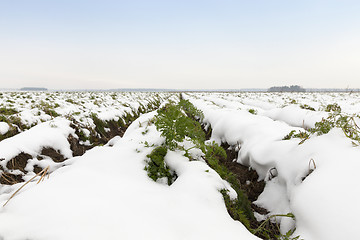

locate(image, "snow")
[[2, 91, 360, 239], [261, 105, 328, 129], [185, 92, 360, 239], [0, 118, 74, 170], [0, 91, 177, 134], [0, 111, 259, 240], [0, 122, 10, 135]]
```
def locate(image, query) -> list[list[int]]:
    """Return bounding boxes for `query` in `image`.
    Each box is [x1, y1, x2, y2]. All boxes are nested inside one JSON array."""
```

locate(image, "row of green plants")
[[144, 99, 206, 185], [144, 98, 301, 239], [283, 103, 360, 145], [0, 107, 35, 140], [74, 98, 164, 145], [0, 102, 60, 135], [285, 98, 344, 112], [77, 95, 166, 140], [0, 94, 165, 143]]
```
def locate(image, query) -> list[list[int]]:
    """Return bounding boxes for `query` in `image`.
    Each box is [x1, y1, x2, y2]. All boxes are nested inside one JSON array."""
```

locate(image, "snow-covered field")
[[1, 91, 360, 240]]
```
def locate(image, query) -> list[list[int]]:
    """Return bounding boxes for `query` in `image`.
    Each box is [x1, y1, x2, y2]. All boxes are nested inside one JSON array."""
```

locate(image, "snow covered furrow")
[[185, 96, 300, 177], [0, 118, 76, 201], [188, 92, 360, 129], [187, 93, 329, 129], [0, 92, 178, 191], [260, 105, 328, 129], [2, 91, 360, 240], [0, 111, 259, 240], [0, 91, 176, 140], [186, 94, 360, 240], [0, 119, 74, 162]]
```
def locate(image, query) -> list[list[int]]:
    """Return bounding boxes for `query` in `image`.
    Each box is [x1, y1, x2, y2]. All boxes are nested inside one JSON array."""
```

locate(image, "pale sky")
[[1, 0, 360, 90]]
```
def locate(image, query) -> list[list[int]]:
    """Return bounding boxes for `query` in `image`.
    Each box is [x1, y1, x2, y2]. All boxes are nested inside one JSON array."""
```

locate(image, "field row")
[[1, 91, 359, 240]]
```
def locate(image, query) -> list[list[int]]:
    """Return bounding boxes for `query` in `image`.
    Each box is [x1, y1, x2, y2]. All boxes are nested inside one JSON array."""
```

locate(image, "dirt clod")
[[33, 165, 43, 174], [0, 172, 24, 185], [67, 135, 91, 157], [41, 147, 65, 162], [6, 152, 33, 173]]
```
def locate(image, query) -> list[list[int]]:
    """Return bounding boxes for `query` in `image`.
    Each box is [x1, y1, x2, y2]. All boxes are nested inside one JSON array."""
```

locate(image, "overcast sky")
[[1, 0, 360, 90]]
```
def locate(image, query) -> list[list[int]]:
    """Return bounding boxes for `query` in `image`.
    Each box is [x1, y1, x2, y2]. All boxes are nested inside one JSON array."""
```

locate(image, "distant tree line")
[[268, 85, 305, 92], [20, 87, 48, 91]]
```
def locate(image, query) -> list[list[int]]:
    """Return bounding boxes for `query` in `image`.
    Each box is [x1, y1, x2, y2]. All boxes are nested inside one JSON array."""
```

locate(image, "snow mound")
[[0, 112, 259, 240], [186, 93, 360, 240]]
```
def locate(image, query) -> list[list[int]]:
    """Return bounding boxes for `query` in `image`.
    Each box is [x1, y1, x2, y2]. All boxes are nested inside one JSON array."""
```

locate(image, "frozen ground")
[[0, 111, 258, 240], [1, 91, 360, 239], [185, 92, 360, 239]]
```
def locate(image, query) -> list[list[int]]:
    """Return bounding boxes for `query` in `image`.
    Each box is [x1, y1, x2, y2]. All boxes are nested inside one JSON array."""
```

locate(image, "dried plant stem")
[[3, 166, 50, 207], [309, 158, 316, 170], [37, 166, 49, 184], [1, 173, 17, 185]]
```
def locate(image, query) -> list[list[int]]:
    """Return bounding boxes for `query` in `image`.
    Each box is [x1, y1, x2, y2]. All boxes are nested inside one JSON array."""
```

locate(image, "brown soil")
[[41, 147, 65, 162], [201, 123, 212, 140], [33, 165, 43, 174], [198, 120, 275, 233], [92, 119, 127, 145], [107, 120, 127, 138], [219, 142, 280, 239], [0, 164, 24, 185], [220, 143, 265, 203], [67, 134, 91, 157], [78, 119, 129, 146], [0, 171, 24, 185], [68, 120, 127, 156], [0, 126, 18, 141], [0, 109, 144, 187], [6, 152, 32, 173], [0, 139, 87, 185]]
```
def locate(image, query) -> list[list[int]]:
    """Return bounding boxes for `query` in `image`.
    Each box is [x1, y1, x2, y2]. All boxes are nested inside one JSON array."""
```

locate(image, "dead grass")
[[3, 166, 50, 207]]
